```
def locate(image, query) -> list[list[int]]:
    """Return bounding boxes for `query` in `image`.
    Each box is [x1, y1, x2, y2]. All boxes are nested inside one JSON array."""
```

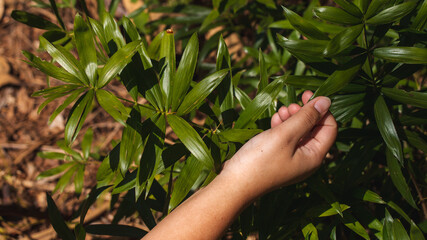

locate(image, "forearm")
[[143, 169, 255, 240]]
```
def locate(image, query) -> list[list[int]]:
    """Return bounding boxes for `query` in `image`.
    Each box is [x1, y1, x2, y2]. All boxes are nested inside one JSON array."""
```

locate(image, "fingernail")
[[314, 97, 331, 114]]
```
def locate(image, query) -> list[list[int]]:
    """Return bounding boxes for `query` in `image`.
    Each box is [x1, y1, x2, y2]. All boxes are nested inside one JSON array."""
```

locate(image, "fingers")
[[302, 90, 313, 105], [277, 96, 331, 145], [296, 112, 337, 159], [271, 106, 291, 128]]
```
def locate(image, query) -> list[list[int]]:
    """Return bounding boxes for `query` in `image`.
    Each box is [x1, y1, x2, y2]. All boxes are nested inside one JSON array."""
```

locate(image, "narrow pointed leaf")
[[147, 31, 165, 60], [11, 10, 61, 30], [36, 162, 74, 180], [313, 7, 362, 25], [334, 0, 363, 17], [412, 0, 427, 31], [392, 219, 411, 240], [65, 90, 94, 144], [177, 69, 228, 115], [366, 2, 417, 25], [385, 148, 418, 209], [46, 193, 75, 240], [374, 95, 403, 165], [172, 33, 199, 111], [74, 14, 97, 85], [167, 115, 214, 170], [98, 40, 143, 88], [312, 59, 362, 98], [39, 36, 89, 85], [100, 12, 125, 49], [81, 128, 93, 160], [373, 47, 427, 64], [48, 0, 65, 30], [160, 30, 176, 110], [382, 87, 427, 108], [277, 38, 329, 56], [341, 212, 370, 240], [96, 89, 129, 125], [122, 17, 152, 69], [365, 0, 390, 19], [324, 24, 363, 57], [22, 51, 83, 85], [80, 186, 111, 224], [88, 17, 109, 54], [282, 6, 329, 40], [54, 164, 77, 193], [74, 164, 85, 194], [234, 76, 286, 129], [48, 88, 86, 125], [169, 155, 205, 211]]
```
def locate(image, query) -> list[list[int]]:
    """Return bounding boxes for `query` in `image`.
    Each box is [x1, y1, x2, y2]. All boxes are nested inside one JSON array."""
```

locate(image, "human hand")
[[221, 90, 337, 200]]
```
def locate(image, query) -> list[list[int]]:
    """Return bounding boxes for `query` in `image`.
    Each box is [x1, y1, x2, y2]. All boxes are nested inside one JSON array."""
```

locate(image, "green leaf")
[[74, 164, 85, 194], [218, 129, 263, 142], [96, 89, 129, 125], [374, 95, 403, 165], [392, 219, 411, 240], [353, 188, 386, 204], [49, 88, 86, 125], [282, 6, 329, 40], [412, 0, 427, 31], [333, 0, 363, 17], [312, 58, 363, 98], [302, 223, 319, 240], [88, 17, 109, 54], [341, 212, 370, 240], [366, 2, 417, 25], [48, 0, 65, 30], [330, 93, 365, 123], [234, 76, 286, 129], [74, 223, 86, 240], [277, 37, 329, 56], [216, 35, 234, 127], [365, 0, 390, 19], [317, 203, 350, 217], [22, 51, 82, 85], [36, 162, 74, 180], [11, 10, 61, 30], [200, 9, 219, 31], [97, 40, 143, 88], [313, 6, 362, 25], [80, 186, 111, 224], [167, 115, 214, 170], [169, 155, 205, 211], [177, 69, 228, 115], [37, 151, 68, 160], [148, 31, 165, 60], [81, 128, 93, 160], [373, 47, 427, 64], [410, 221, 426, 240], [65, 90, 94, 144], [39, 36, 89, 85], [46, 193, 75, 240], [121, 17, 152, 69], [74, 14, 97, 85], [172, 33, 199, 111], [382, 87, 427, 108], [235, 87, 251, 110], [160, 30, 176, 110], [54, 164, 78, 193], [385, 148, 418, 209], [404, 130, 427, 153], [100, 11, 125, 49], [85, 224, 147, 238], [323, 24, 363, 57], [383, 208, 394, 240]]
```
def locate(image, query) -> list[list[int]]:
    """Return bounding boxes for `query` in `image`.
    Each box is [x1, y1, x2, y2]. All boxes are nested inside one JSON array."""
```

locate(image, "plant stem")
[[408, 169, 427, 220]]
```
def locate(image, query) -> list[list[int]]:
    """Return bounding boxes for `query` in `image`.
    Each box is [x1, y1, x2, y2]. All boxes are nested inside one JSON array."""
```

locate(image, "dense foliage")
[[13, 0, 427, 239]]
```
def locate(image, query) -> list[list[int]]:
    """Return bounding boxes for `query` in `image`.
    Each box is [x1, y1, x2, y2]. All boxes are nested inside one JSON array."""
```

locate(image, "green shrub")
[[13, 0, 427, 239]]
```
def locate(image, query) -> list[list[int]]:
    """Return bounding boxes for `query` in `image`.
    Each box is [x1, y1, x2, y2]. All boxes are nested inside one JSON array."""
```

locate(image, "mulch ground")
[[0, 1, 152, 239]]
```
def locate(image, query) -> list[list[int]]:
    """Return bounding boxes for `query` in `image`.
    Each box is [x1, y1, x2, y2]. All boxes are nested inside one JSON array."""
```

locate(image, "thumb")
[[277, 96, 331, 145]]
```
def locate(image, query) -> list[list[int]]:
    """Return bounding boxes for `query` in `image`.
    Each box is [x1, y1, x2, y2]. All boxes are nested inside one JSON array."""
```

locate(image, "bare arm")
[[143, 90, 337, 240]]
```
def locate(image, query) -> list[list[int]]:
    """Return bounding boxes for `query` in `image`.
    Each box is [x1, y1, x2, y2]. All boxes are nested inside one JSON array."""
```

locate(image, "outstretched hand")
[[222, 90, 337, 199], [143, 90, 337, 240]]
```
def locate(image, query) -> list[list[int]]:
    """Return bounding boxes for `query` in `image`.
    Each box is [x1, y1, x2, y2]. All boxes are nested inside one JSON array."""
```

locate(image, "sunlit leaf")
[[366, 2, 417, 25], [167, 115, 214, 170], [282, 6, 329, 40], [373, 47, 427, 64]]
